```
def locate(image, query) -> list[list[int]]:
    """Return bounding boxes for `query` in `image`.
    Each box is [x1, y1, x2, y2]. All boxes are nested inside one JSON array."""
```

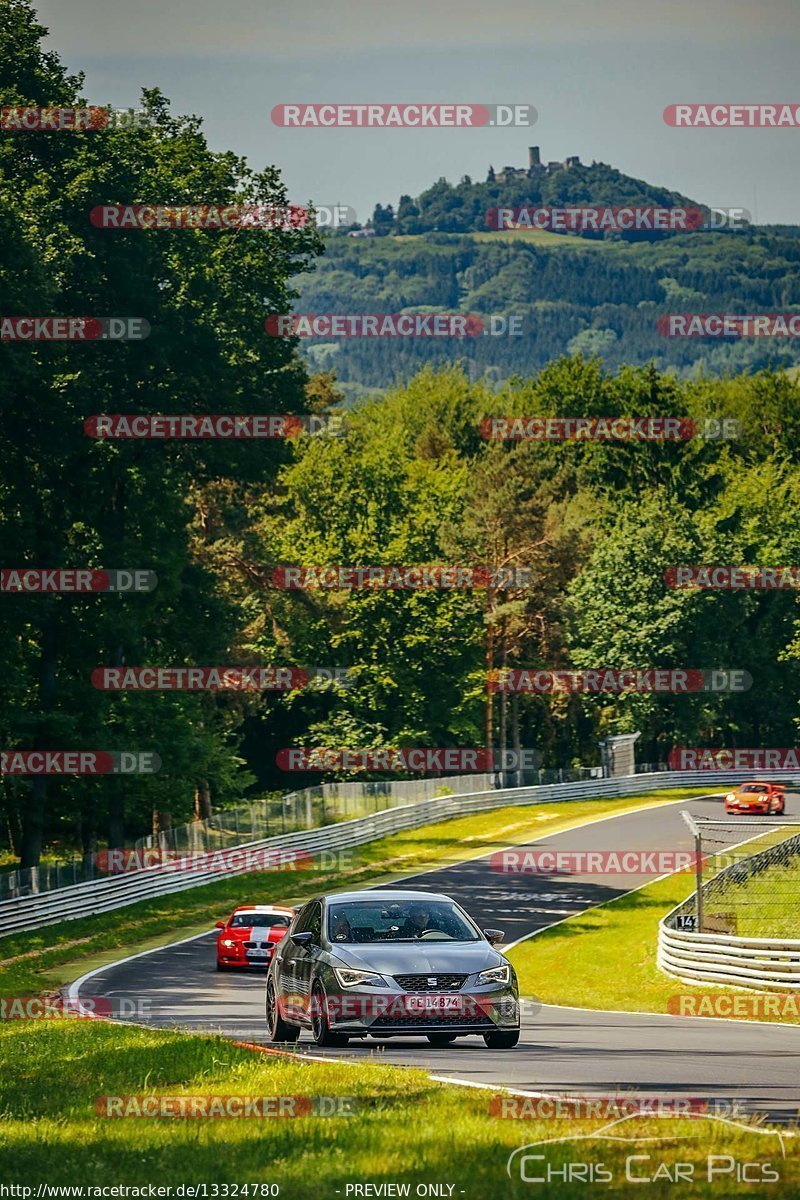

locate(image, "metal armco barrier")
[[659, 822, 800, 991], [658, 925, 800, 991], [0, 769, 741, 937]]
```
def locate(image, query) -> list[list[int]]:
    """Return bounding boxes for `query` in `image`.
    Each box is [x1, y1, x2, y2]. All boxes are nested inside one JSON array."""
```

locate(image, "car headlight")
[[477, 964, 510, 986], [332, 966, 386, 988], [726, 793, 735, 801], [220, 939, 237, 949]]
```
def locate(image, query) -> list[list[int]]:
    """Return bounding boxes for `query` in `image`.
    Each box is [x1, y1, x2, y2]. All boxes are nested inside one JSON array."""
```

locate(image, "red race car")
[[215, 904, 295, 971], [724, 781, 786, 815]]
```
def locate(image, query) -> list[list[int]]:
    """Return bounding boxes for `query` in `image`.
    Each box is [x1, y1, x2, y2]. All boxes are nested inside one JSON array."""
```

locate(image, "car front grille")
[[244, 941, 272, 950], [393, 973, 467, 992], [371, 1012, 494, 1029]]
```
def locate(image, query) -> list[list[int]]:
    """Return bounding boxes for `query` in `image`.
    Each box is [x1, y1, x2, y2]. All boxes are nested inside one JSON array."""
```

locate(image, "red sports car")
[[215, 904, 294, 971], [724, 781, 786, 815]]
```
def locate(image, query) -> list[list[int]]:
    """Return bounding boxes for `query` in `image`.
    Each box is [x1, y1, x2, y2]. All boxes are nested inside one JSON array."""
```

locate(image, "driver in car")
[[401, 902, 438, 938], [331, 912, 352, 941]]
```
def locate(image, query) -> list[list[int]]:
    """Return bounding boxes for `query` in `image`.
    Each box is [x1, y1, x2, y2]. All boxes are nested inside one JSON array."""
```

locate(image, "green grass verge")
[[0, 789, 717, 997], [508, 868, 800, 1025], [0, 1019, 795, 1196]]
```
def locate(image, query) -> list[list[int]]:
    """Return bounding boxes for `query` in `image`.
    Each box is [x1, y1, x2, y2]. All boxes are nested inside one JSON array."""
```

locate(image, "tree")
[[0, 0, 321, 861]]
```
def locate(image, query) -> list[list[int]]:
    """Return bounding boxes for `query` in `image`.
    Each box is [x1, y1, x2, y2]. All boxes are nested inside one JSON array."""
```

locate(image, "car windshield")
[[229, 913, 291, 928], [327, 900, 480, 944], [739, 785, 767, 794]]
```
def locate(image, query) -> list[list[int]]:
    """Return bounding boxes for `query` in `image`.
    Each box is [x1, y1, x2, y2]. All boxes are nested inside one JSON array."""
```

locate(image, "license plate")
[[406, 994, 462, 1013], [246, 949, 270, 959]]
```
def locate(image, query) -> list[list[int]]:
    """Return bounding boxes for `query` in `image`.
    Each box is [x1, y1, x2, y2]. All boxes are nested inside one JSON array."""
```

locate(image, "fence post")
[[695, 830, 704, 934]]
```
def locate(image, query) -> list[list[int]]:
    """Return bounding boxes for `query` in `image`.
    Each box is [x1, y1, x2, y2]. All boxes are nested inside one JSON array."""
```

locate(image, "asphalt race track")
[[73, 792, 800, 1122]]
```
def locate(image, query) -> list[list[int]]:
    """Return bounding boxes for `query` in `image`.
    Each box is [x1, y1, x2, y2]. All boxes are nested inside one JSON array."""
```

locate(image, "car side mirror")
[[290, 931, 314, 949], [484, 928, 504, 946], [215, 921, 225, 929]]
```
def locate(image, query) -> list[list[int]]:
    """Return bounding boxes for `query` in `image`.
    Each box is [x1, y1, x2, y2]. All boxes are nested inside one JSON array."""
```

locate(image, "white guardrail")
[[658, 925, 800, 991], [0, 769, 746, 938]]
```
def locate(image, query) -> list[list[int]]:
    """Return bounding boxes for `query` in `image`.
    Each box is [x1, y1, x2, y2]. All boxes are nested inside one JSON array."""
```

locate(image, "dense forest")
[[3, 0, 800, 865], [297, 228, 800, 392]]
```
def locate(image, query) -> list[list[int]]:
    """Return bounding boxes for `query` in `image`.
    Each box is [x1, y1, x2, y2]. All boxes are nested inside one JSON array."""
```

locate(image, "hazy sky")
[[31, 0, 800, 223]]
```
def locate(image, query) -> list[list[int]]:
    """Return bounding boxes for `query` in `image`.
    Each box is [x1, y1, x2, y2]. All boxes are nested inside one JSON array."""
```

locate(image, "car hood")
[[328, 940, 506, 976], [228, 925, 286, 940]]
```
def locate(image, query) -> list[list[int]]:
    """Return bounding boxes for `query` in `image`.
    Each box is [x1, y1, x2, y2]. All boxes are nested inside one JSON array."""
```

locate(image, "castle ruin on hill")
[[488, 146, 581, 183]]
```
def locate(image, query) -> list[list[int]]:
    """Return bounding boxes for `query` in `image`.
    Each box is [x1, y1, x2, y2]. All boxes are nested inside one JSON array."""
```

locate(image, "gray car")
[[265, 890, 520, 1049]]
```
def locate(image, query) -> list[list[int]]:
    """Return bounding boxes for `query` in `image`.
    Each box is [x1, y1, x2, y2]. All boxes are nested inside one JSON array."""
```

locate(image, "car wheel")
[[310, 981, 349, 1047], [266, 979, 300, 1043], [427, 1033, 457, 1046], [483, 1029, 520, 1049]]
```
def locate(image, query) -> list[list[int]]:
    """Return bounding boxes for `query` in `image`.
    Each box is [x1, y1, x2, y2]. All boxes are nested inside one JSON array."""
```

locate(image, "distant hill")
[[295, 153, 800, 393], [371, 150, 712, 238]]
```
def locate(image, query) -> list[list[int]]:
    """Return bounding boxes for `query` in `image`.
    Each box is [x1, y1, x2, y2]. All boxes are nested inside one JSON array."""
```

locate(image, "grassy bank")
[[0, 789, 715, 996], [0, 1018, 794, 1197]]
